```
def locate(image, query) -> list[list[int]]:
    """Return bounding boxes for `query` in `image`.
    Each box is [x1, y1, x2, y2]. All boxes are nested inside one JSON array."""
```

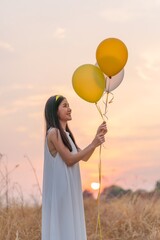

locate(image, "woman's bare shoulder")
[[47, 127, 59, 137], [47, 128, 59, 140], [48, 127, 58, 134]]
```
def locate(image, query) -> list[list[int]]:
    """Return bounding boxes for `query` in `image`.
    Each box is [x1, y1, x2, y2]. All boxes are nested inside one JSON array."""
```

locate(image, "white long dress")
[[42, 130, 87, 240]]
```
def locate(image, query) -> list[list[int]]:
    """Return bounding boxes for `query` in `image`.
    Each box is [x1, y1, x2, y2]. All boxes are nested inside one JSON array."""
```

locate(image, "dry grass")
[[0, 195, 160, 240], [84, 194, 160, 240], [1, 154, 160, 239], [0, 203, 41, 240]]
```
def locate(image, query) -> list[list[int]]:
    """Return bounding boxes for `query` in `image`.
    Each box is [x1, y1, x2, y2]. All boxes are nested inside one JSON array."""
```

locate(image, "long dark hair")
[[44, 95, 78, 152]]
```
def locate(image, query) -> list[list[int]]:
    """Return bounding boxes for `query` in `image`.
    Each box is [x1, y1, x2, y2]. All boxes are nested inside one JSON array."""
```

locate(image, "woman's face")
[[57, 98, 72, 122]]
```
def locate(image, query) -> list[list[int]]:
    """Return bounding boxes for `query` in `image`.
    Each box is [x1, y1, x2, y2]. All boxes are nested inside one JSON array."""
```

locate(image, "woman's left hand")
[[96, 121, 107, 135]]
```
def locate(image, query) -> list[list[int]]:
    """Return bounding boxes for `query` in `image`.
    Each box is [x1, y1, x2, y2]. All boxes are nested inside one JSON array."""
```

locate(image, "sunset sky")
[[1, 0, 160, 201]]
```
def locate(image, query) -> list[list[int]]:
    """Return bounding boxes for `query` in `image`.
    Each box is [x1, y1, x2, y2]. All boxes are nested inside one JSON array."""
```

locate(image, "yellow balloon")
[[72, 64, 105, 103], [96, 38, 128, 77]]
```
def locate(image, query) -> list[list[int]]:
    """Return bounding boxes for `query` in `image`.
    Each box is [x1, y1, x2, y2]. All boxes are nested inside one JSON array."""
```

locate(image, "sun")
[[91, 182, 100, 190]]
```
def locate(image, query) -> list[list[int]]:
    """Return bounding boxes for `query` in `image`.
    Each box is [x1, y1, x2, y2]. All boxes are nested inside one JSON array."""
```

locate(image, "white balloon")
[[105, 68, 124, 92], [95, 62, 124, 92]]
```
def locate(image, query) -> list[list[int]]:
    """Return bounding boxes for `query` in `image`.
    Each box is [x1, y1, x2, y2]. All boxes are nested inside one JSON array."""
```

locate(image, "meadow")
[[1, 154, 160, 240], [1, 193, 160, 240]]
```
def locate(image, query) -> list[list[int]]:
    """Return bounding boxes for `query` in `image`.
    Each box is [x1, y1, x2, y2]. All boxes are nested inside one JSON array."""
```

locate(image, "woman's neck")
[[60, 121, 67, 131]]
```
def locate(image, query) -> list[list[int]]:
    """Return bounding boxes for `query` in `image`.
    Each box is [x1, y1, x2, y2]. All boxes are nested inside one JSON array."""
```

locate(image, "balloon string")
[[96, 144, 103, 240], [95, 103, 104, 240], [108, 92, 114, 104], [94, 85, 114, 240], [95, 103, 105, 121], [104, 76, 113, 114], [104, 92, 109, 115], [103, 91, 114, 119]]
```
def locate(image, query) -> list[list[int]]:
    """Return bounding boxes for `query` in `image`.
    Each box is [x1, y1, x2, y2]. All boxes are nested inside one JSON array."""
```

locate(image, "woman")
[[42, 95, 107, 240]]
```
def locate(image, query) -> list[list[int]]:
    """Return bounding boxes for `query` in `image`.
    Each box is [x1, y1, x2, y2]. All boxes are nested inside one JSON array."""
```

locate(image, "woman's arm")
[[48, 123, 106, 166]]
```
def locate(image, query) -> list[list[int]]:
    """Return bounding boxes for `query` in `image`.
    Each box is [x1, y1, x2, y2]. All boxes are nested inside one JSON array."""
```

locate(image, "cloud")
[[0, 83, 74, 117], [0, 41, 15, 52], [15, 126, 28, 133], [99, 8, 132, 22], [135, 48, 160, 82], [53, 27, 66, 39], [11, 84, 34, 90], [0, 93, 46, 117], [98, 1, 160, 23], [141, 50, 160, 72], [0, 106, 18, 116]]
